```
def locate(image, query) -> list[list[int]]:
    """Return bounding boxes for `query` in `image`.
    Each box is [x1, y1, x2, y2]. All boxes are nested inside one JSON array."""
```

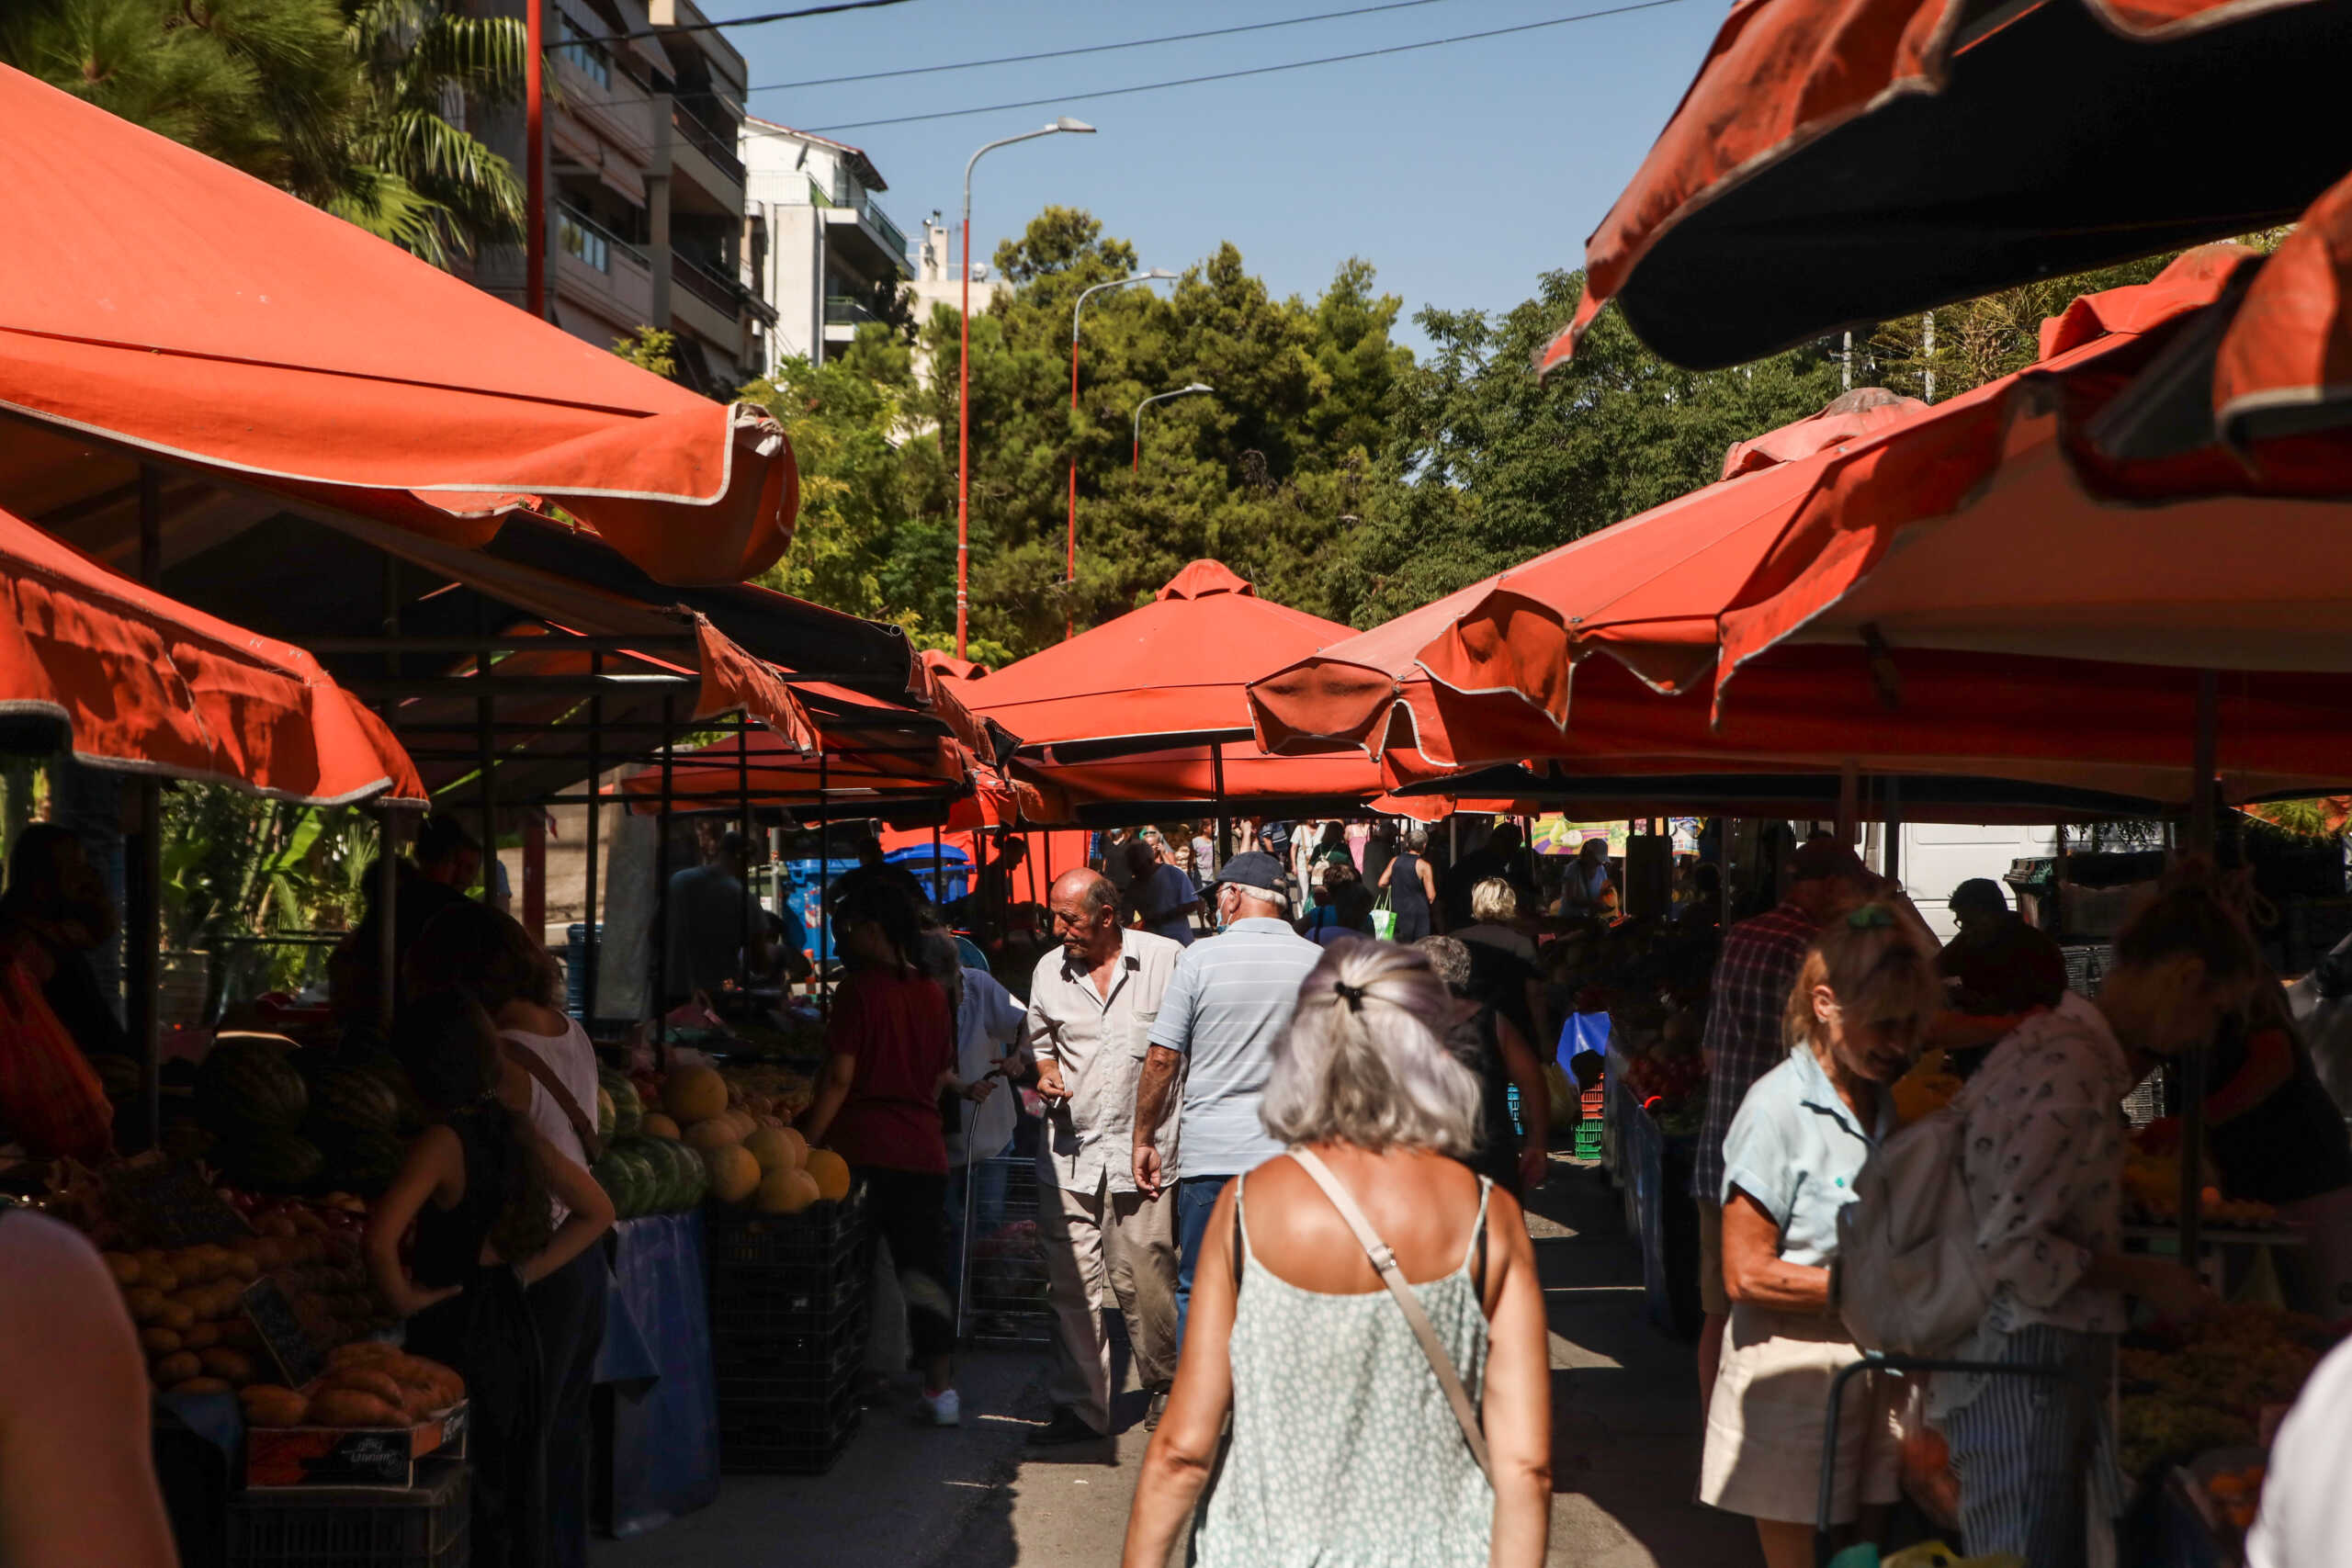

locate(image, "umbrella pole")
[[377, 557, 401, 1036], [127, 466, 164, 1150], [583, 655, 602, 1026], [476, 619, 496, 910], [653, 690, 674, 1055], [2178, 669, 2222, 1270], [817, 747, 831, 1021], [738, 711, 752, 996], [1212, 740, 1231, 863], [932, 824, 944, 915]]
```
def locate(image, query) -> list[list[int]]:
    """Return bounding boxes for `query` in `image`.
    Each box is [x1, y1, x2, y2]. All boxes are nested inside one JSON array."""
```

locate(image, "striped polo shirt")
[[1147, 916, 1326, 1179]]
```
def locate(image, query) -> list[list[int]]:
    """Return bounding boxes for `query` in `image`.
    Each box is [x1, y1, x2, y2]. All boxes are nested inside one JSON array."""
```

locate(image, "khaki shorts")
[[1697, 1197, 1728, 1316]]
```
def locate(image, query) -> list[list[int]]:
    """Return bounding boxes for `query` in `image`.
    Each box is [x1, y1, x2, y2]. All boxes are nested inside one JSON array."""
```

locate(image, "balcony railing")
[[557, 203, 645, 275], [671, 102, 746, 187], [824, 295, 881, 328], [551, 14, 611, 88], [673, 253, 741, 315]]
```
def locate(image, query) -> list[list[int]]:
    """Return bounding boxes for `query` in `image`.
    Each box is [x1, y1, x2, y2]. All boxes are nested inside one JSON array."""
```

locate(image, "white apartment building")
[[741, 118, 917, 369]]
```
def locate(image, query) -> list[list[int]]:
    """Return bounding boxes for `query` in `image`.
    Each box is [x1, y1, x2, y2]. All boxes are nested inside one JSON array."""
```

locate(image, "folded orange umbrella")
[[0, 502, 419, 806], [1551, 0, 2350, 369], [2213, 167, 2352, 464], [0, 65, 795, 587]]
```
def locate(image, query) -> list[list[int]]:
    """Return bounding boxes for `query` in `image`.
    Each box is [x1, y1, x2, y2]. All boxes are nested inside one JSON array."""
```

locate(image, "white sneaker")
[[919, 1387, 961, 1427]]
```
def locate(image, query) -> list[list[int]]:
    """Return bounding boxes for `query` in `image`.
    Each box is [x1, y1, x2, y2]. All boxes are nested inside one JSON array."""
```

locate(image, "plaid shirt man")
[[1692, 901, 1820, 1201]]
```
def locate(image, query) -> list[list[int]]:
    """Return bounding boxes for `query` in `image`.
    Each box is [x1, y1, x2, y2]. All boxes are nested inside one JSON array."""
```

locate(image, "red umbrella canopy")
[[2214, 167, 2352, 460], [1253, 259, 2352, 806], [0, 502, 419, 805], [1552, 0, 2352, 370], [0, 65, 796, 587], [942, 560, 1359, 760]]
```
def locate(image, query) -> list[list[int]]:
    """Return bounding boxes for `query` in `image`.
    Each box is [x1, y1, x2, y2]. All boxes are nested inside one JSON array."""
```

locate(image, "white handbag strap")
[[1286, 1148, 1492, 1479]]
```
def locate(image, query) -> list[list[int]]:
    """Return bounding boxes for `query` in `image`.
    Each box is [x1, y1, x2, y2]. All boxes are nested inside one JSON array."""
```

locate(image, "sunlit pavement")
[[591, 1157, 1761, 1567]]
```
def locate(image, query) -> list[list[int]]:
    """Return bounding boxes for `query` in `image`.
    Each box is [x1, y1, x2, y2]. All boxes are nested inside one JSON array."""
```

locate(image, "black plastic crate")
[[718, 1382, 861, 1475], [704, 1185, 867, 1271], [229, 1458, 468, 1568], [712, 1308, 867, 1383], [707, 1250, 866, 1337]]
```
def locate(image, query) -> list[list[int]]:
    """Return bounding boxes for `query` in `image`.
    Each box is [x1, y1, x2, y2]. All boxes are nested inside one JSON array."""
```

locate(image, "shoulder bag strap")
[[500, 1040, 605, 1162], [1286, 1147, 1491, 1480]]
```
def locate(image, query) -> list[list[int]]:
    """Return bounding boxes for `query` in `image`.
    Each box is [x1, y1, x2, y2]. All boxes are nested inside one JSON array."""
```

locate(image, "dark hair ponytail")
[[391, 992, 555, 1265]]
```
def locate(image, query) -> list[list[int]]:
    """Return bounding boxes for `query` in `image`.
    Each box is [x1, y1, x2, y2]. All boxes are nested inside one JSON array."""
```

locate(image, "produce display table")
[[1617, 1078, 1702, 1340], [593, 1210, 720, 1539]]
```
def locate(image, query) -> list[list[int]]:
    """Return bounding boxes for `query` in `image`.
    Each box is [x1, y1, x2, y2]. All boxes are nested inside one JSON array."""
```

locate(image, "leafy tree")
[[0, 0, 524, 263], [1332, 268, 1844, 626], [612, 325, 678, 379]]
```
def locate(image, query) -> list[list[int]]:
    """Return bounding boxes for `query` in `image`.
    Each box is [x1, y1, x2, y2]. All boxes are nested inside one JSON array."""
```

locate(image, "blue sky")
[[722, 0, 1726, 354]]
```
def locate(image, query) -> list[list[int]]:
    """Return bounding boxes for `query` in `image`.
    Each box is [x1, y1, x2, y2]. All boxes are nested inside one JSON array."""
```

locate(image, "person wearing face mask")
[[1934, 869, 2251, 1568], [1700, 903, 1941, 1568]]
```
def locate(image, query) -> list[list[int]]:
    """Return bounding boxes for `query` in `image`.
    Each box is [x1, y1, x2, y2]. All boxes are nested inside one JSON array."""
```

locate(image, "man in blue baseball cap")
[[1129, 849, 1324, 1342]]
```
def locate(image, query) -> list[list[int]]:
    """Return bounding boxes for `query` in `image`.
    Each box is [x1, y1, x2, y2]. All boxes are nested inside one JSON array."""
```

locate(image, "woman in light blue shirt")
[[1698, 904, 1941, 1568]]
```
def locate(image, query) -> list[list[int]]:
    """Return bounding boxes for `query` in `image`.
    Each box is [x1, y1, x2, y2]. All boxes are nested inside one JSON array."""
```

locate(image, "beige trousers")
[[1038, 1170, 1179, 1433]]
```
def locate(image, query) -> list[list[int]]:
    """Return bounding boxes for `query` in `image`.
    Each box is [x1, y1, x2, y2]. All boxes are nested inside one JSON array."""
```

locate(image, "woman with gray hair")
[[1121, 942, 1552, 1568]]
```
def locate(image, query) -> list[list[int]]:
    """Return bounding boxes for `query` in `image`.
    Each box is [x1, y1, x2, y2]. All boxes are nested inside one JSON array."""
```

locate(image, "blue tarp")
[[594, 1211, 719, 1538], [1555, 1010, 1610, 1066]]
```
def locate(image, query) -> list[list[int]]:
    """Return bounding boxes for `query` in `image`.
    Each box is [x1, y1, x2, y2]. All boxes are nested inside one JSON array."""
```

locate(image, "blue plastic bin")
[[885, 843, 972, 906], [778, 857, 860, 964]]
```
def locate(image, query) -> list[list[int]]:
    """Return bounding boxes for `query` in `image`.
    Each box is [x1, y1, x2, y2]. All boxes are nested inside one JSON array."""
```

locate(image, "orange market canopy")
[[1552, 0, 2352, 369], [0, 63, 796, 587], [1251, 264, 2352, 807], [0, 501, 419, 806]]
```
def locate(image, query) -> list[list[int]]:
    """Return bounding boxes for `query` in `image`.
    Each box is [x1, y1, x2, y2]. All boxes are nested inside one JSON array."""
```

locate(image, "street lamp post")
[[1067, 267, 1175, 639], [958, 116, 1095, 660], [1133, 383, 1214, 470]]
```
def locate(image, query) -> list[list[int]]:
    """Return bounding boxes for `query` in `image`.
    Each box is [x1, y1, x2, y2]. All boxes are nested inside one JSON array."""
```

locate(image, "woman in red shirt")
[[801, 884, 996, 1426]]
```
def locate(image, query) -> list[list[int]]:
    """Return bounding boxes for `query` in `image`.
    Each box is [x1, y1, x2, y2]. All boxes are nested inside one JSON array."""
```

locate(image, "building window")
[[553, 13, 611, 89]]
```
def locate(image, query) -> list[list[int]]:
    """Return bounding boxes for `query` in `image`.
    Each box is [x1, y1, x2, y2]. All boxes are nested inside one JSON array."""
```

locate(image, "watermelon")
[[197, 1039, 308, 1134], [324, 1129, 407, 1197], [598, 1069, 642, 1137], [596, 1088, 616, 1142], [308, 1067, 401, 1136], [339, 1045, 426, 1134], [626, 1136, 681, 1212], [607, 1145, 660, 1218], [220, 1129, 325, 1192]]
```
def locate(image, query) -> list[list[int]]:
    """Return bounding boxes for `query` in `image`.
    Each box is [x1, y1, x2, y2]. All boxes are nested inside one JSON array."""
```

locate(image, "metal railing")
[[824, 294, 880, 328], [671, 102, 746, 187], [557, 203, 645, 274], [673, 252, 741, 314], [858, 196, 910, 268]]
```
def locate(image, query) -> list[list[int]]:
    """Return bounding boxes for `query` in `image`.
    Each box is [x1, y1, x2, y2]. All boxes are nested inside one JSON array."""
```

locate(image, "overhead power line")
[[587, 0, 913, 47], [797, 0, 1700, 135], [749, 0, 1478, 94]]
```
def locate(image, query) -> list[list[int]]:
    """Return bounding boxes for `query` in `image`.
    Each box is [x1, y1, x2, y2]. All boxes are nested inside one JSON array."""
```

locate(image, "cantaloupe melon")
[[641, 1112, 681, 1140], [662, 1066, 728, 1124], [703, 1145, 761, 1204], [755, 1168, 821, 1214], [743, 1125, 805, 1175], [804, 1147, 852, 1202], [684, 1115, 742, 1153]]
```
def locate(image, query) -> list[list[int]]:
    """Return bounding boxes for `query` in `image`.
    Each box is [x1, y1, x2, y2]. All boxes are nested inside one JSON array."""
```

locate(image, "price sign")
[[240, 1277, 326, 1389]]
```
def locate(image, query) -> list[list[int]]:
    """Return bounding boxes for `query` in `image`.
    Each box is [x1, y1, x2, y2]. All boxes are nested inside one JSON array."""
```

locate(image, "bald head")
[[1049, 868, 1122, 964]]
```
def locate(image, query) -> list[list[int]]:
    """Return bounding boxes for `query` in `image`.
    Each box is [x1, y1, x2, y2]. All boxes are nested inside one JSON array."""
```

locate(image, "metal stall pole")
[[378, 558, 401, 1034], [126, 466, 164, 1149], [816, 746, 831, 1019], [738, 711, 753, 996], [582, 653, 602, 1025], [476, 626, 496, 912], [652, 689, 675, 1053], [2178, 669, 2222, 1271], [932, 824, 944, 918], [1882, 777, 1903, 886], [1212, 739, 1232, 862]]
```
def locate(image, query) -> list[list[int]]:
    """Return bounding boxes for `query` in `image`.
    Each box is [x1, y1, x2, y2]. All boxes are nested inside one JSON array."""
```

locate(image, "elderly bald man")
[[1023, 867, 1185, 1446]]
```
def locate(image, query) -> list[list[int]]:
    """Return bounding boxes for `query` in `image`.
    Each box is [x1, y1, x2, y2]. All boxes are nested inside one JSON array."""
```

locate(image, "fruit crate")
[[718, 1379, 862, 1475], [1573, 1124, 1605, 1161], [227, 1458, 466, 1568], [704, 1181, 868, 1271], [712, 1303, 867, 1384], [963, 1154, 1053, 1348], [1579, 1089, 1607, 1119], [707, 1246, 867, 1340]]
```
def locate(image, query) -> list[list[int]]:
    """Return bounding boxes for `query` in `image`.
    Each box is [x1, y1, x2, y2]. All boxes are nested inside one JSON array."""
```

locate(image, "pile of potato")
[[104, 1234, 389, 1391]]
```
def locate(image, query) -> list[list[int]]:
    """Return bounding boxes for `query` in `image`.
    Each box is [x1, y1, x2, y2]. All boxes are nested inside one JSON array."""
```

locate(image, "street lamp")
[[1133, 383, 1214, 470], [956, 116, 1095, 660], [1066, 267, 1177, 639]]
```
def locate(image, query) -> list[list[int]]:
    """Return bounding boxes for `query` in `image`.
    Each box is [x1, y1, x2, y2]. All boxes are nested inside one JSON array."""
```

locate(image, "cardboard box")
[[244, 1404, 467, 1489]]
